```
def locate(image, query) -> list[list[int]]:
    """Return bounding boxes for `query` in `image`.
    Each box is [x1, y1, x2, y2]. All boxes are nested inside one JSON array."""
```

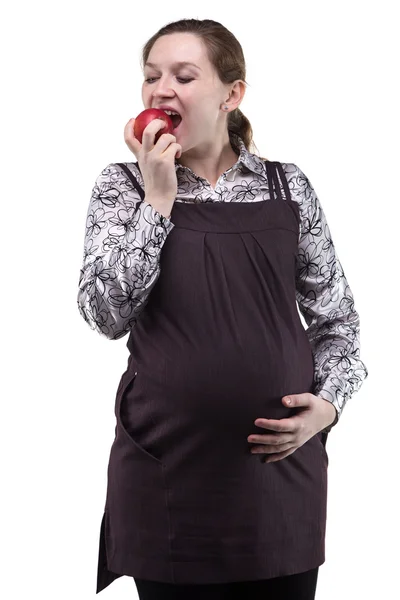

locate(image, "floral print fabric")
[[77, 134, 368, 433]]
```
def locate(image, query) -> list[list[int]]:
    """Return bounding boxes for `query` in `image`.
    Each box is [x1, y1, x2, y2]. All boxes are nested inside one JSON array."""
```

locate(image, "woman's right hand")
[[124, 117, 182, 206]]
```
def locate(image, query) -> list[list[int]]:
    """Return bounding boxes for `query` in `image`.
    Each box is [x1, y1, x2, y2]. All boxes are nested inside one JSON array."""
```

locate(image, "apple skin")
[[133, 108, 174, 144]]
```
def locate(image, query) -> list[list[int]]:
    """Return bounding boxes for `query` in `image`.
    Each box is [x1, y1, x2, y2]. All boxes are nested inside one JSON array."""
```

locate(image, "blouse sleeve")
[[284, 163, 368, 433], [77, 163, 174, 340]]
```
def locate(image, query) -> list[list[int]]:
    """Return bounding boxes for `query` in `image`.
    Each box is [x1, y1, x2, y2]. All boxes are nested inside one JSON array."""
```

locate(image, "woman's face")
[[142, 33, 232, 152]]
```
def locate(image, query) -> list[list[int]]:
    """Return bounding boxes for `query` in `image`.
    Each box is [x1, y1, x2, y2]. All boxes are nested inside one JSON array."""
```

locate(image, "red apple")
[[133, 108, 175, 144]]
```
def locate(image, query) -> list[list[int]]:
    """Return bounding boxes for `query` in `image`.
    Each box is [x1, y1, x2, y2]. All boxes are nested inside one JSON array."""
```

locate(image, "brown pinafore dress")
[[96, 160, 329, 594]]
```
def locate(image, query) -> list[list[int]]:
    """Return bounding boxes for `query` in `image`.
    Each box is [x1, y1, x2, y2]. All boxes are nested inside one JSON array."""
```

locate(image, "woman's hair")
[[140, 18, 267, 160]]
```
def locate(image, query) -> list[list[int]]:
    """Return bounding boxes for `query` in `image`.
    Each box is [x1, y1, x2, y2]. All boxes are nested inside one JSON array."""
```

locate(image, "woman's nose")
[[152, 77, 175, 99]]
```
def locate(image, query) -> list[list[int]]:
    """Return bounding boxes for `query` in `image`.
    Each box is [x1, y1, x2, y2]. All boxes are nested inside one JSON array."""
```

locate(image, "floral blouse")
[[77, 133, 368, 433]]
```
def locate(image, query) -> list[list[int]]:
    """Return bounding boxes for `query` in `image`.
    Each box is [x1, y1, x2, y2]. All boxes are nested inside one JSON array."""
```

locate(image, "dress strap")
[[264, 161, 292, 202], [275, 162, 292, 202], [271, 162, 284, 201], [264, 160, 276, 201], [115, 162, 145, 201]]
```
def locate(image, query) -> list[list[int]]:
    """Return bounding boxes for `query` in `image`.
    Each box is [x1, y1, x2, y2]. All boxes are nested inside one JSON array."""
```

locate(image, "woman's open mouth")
[[171, 113, 182, 131], [161, 109, 182, 133]]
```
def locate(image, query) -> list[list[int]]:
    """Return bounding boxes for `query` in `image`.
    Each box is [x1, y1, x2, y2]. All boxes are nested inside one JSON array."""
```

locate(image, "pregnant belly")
[[120, 337, 315, 464], [168, 340, 313, 418]]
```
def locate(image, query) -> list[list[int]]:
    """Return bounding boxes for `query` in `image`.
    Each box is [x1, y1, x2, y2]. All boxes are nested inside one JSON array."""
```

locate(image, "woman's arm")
[[77, 163, 174, 340], [284, 163, 368, 433]]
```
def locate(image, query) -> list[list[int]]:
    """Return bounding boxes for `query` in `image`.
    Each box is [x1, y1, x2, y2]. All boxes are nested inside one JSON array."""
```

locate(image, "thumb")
[[282, 393, 311, 407]]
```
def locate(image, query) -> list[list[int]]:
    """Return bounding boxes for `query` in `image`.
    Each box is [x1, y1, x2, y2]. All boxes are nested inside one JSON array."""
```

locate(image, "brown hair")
[[140, 18, 267, 160]]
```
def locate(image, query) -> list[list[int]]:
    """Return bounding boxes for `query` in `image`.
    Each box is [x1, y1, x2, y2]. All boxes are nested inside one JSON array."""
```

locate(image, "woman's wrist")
[[317, 396, 338, 431]]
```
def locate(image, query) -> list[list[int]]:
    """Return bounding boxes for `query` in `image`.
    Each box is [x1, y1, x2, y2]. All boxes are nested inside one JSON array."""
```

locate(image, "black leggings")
[[133, 567, 319, 600]]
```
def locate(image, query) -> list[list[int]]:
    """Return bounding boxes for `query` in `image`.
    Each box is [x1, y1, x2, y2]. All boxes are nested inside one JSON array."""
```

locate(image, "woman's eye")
[[145, 77, 193, 84]]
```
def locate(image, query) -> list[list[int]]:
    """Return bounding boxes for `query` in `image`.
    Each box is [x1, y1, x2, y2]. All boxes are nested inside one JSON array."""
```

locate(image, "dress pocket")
[[116, 369, 163, 465], [104, 368, 170, 569]]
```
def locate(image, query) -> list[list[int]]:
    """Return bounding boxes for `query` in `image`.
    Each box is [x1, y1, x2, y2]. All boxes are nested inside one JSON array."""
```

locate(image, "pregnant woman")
[[77, 18, 368, 600]]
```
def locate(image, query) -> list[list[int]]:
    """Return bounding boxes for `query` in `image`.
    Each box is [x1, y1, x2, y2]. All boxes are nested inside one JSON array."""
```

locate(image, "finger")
[[163, 141, 182, 159], [254, 418, 294, 432], [141, 119, 171, 152], [248, 434, 292, 445], [146, 136, 180, 163], [153, 134, 178, 154], [262, 447, 296, 463], [251, 442, 294, 454], [283, 393, 314, 408]]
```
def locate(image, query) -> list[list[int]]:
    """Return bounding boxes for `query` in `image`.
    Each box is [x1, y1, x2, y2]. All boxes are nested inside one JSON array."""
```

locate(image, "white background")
[[1, 1, 398, 598]]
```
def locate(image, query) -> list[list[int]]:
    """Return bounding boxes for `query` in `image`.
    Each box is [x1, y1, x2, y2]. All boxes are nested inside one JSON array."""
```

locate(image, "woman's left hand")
[[247, 393, 337, 463]]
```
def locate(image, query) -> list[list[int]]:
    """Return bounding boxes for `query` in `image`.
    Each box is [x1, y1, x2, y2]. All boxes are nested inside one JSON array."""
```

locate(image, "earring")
[[224, 106, 228, 110]]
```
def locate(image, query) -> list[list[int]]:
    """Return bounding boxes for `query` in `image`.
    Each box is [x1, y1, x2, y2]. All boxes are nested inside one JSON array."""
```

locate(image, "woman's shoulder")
[[91, 162, 144, 207], [280, 162, 303, 187], [116, 161, 143, 186], [110, 161, 141, 178], [256, 158, 302, 186], [255, 159, 311, 208], [94, 161, 143, 188]]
